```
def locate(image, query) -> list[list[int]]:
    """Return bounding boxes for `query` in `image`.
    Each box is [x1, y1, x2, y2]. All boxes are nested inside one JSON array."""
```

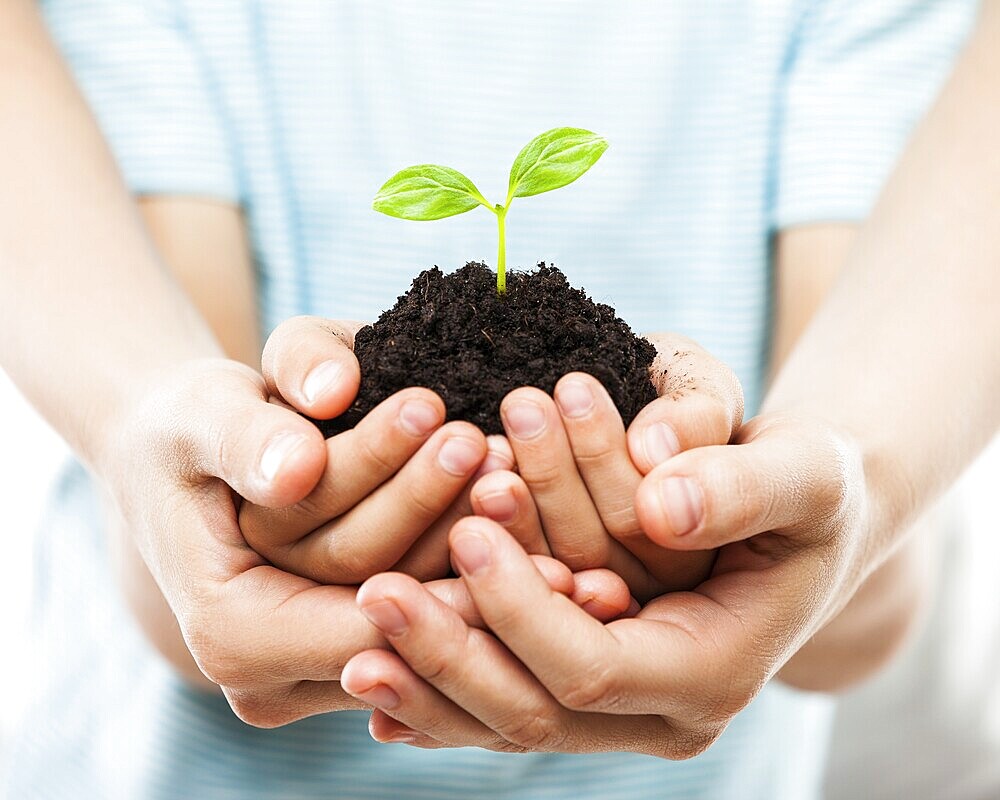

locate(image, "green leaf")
[[507, 127, 608, 201], [372, 165, 490, 220]]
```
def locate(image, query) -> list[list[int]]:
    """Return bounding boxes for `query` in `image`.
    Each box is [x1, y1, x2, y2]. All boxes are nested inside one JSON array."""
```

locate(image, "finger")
[[469, 470, 549, 556], [634, 416, 852, 550], [445, 517, 620, 705], [173, 360, 327, 508], [352, 572, 673, 754], [425, 558, 629, 626], [473, 435, 516, 480], [224, 680, 368, 728], [554, 373, 714, 592], [424, 554, 574, 628], [261, 315, 365, 420], [628, 334, 745, 473], [240, 387, 445, 547], [367, 711, 447, 748], [341, 649, 507, 749], [570, 569, 634, 622], [268, 423, 487, 584], [500, 388, 653, 593], [199, 561, 571, 691], [390, 478, 476, 581], [393, 437, 516, 580], [447, 516, 741, 721], [553, 373, 642, 535]]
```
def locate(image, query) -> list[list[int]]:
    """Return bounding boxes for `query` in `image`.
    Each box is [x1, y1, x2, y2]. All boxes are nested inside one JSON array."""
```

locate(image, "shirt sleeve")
[[770, 0, 975, 230], [41, 0, 240, 202]]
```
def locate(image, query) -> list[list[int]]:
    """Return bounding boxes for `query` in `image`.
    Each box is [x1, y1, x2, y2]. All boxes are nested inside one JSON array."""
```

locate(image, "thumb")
[[261, 316, 364, 421], [634, 415, 853, 550], [171, 360, 327, 508]]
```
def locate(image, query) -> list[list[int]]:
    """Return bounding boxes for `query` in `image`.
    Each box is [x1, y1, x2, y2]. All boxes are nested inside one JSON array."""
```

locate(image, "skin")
[[243, 332, 737, 601], [334, 5, 1000, 753]]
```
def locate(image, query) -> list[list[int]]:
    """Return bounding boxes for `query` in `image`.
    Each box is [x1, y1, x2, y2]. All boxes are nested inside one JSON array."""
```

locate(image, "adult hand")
[[239, 316, 517, 583], [472, 334, 742, 601], [108, 357, 634, 727], [341, 410, 867, 756]]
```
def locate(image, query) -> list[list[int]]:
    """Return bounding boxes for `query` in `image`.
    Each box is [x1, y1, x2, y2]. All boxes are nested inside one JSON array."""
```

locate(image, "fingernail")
[[356, 683, 400, 710], [657, 477, 703, 536], [503, 401, 546, 440], [451, 531, 493, 575], [555, 379, 594, 418], [259, 433, 310, 484], [359, 599, 409, 636], [437, 437, 482, 476], [643, 422, 681, 467], [302, 360, 345, 405], [399, 399, 441, 436], [477, 490, 518, 523]]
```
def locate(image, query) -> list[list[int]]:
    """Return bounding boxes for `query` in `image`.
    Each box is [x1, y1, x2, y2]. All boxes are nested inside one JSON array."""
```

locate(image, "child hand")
[[471, 334, 744, 601], [239, 316, 579, 585]]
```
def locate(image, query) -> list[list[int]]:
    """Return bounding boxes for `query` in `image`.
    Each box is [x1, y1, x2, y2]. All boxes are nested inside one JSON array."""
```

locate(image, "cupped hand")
[[108, 356, 634, 727], [341, 408, 867, 756], [239, 316, 517, 583], [471, 334, 743, 601]]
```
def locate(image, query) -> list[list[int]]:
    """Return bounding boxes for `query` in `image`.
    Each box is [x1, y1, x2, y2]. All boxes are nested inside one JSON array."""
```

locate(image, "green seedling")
[[372, 127, 608, 294]]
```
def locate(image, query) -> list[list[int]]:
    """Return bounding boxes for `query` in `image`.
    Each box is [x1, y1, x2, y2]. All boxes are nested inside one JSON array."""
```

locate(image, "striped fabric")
[[4, 2, 972, 798]]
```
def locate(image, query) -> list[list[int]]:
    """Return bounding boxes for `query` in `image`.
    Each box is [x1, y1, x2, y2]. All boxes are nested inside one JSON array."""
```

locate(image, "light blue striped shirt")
[[4, 2, 972, 798]]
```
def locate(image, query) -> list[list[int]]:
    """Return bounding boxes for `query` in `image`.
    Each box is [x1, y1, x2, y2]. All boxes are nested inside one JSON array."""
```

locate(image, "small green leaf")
[[373, 165, 490, 220], [507, 127, 608, 201]]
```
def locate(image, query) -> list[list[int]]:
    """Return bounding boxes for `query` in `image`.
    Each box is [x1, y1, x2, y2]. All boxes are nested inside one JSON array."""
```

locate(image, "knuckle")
[[667, 728, 722, 761], [292, 481, 342, 523], [571, 446, 618, 473], [555, 663, 621, 713], [706, 682, 755, 724], [498, 710, 567, 751], [518, 462, 565, 496], [318, 531, 382, 584], [190, 637, 244, 688], [227, 691, 291, 729], [354, 430, 402, 477], [183, 600, 265, 689], [818, 432, 858, 513], [730, 459, 772, 533], [492, 739, 531, 754], [699, 656, 760, 724], [416, 649, 457, 685], [409, 617, 473, 684], [699, 395, 734, 445], [550, 538, 610, 572], [399, 474, 451, 521], [598, 502, 644, 540]]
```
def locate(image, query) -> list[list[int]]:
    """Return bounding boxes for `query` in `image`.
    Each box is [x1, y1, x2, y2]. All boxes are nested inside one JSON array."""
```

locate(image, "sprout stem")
[[496, 205, 508, 294]]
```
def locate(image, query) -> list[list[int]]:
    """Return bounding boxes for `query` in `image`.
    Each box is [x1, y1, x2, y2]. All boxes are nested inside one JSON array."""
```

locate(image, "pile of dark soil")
[[316, 262, 657, 437]]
